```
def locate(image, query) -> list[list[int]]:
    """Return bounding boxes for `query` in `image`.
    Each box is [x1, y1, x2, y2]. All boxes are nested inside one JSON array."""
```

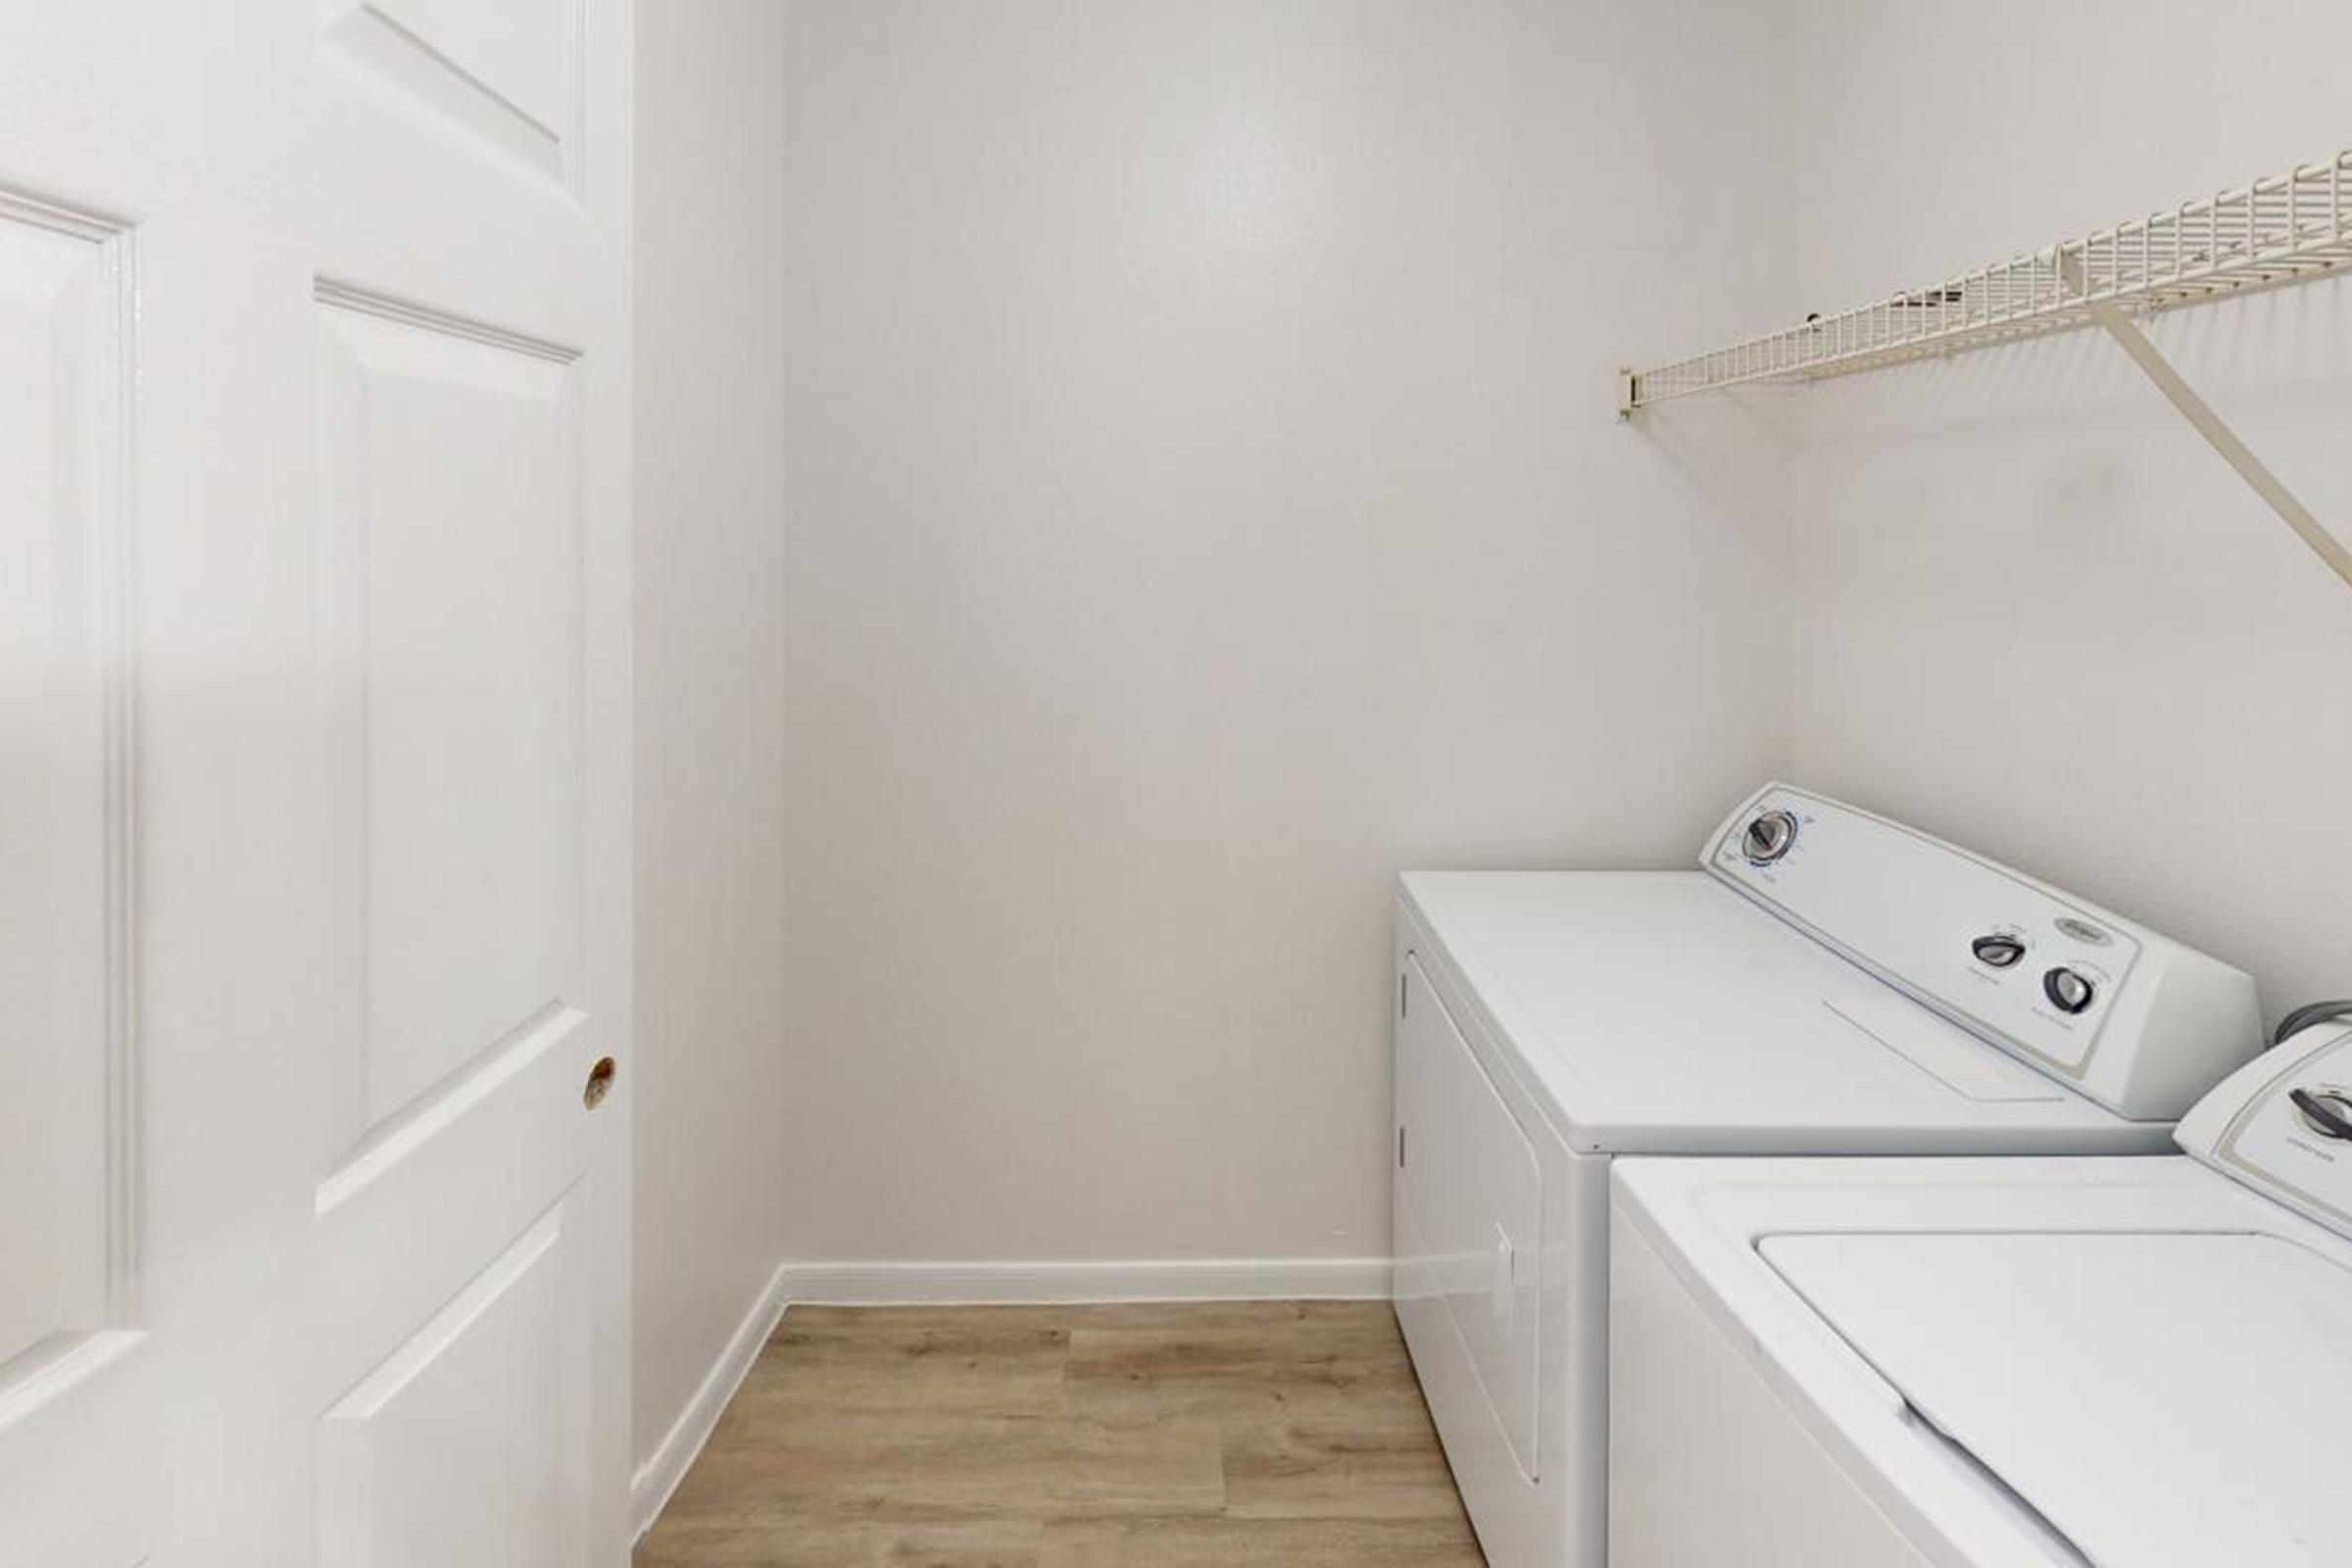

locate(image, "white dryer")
[[1392, 783, 2260, 1568], [1609, 1019, 2352, 1568]]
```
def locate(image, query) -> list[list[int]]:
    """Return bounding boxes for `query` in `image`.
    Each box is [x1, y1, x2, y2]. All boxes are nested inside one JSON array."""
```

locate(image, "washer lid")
[[1762, 1230, 2352, 1567]]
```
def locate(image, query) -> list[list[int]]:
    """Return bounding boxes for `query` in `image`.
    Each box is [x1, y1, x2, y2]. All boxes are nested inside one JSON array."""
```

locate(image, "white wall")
[[1788, 0, 2352, 1032], [632, 0, 792, 1468], [779, 0, 1796, 1268]]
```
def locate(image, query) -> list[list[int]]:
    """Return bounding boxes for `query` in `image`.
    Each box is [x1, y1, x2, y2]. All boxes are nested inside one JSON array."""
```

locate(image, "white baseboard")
[[630, 1261, 790, 1543], [778, 1255, 1393, 1306]]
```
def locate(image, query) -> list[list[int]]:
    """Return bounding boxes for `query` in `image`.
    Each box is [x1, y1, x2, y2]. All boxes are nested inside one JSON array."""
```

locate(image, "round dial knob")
[[2290, 1088, 2352, 1142], [1972, 934, 2028, 969], [2042, 966, 2096, 1015], [1742, 809, 1798, 865]]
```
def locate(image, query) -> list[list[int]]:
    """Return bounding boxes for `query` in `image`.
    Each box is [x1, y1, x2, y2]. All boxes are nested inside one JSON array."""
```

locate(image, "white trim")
[[629, 1261, 789, 1543], [777, 1255, 1393, 1307]]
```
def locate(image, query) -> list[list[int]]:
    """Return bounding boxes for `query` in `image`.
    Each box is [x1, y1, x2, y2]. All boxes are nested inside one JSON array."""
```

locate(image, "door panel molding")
[[318, 0, 585, 192], [0, 182, 139, 1413], [315, 277, 580, 366], [316, 1001, 583, 1216], [318, 1192, 588, 1566], [315, 279, 587, 1156]]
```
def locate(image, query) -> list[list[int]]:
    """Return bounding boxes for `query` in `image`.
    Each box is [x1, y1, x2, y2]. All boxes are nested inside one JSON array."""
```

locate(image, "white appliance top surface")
[[1400, 870, 2152, 1152], [1764, 1229, 2352, 1568], [1613, 1156, 2352, 1568]]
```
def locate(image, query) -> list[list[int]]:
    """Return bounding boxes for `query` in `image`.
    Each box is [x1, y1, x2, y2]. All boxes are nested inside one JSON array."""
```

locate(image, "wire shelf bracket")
[[1619, 149, 2352, 593]]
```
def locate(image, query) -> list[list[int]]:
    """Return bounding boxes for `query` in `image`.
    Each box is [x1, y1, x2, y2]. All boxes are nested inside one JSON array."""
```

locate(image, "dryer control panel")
[[1702, 783, 2260, 1121], [2179, 1025, 2352, 1241]]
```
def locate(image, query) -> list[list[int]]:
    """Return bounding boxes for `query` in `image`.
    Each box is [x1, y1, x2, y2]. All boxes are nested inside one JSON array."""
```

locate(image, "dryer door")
[[1396, 955, 1543, 1480]]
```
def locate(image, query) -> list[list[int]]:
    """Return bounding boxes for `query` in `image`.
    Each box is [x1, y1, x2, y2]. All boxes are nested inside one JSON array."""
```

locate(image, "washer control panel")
[[1703, 783, 2260, 1120], [2181, 1027, 2352, 1242]]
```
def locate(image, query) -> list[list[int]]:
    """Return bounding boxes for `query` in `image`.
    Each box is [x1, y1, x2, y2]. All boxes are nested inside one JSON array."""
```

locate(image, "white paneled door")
[[0, 3, 631, 1563]]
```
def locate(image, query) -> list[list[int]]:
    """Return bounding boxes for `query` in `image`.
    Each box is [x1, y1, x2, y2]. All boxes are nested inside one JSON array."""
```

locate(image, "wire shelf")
[[1623, 150, 2352, 414]]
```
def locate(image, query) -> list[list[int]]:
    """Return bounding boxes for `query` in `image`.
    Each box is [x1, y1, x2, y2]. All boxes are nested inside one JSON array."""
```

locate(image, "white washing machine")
[[1609, 1018, 2352, 1567], [1392, 782, 2261, 1568]]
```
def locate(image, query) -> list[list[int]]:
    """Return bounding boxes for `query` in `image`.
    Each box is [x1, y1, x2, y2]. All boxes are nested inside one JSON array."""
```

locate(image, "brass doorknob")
[[583, 1055, 617, 1109]]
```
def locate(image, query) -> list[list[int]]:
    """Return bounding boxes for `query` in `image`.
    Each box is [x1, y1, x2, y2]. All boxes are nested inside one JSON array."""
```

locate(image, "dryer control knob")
[[1972, 934, 2028, 969], [1742, 809, 1798, 865], [2042, 966, 2096, 1015]]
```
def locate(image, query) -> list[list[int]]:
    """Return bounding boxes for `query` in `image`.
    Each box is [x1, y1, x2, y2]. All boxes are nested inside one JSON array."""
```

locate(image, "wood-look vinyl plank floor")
[[635, 1300, 1487, 1567]]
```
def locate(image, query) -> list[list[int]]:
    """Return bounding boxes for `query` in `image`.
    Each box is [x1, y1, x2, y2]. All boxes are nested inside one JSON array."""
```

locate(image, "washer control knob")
[[2290, 1089, 2352, 1142], [1972, 934, 2028, 969], [1742, 809, 1798, 865], [2042, 966, 2096, 1015]]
